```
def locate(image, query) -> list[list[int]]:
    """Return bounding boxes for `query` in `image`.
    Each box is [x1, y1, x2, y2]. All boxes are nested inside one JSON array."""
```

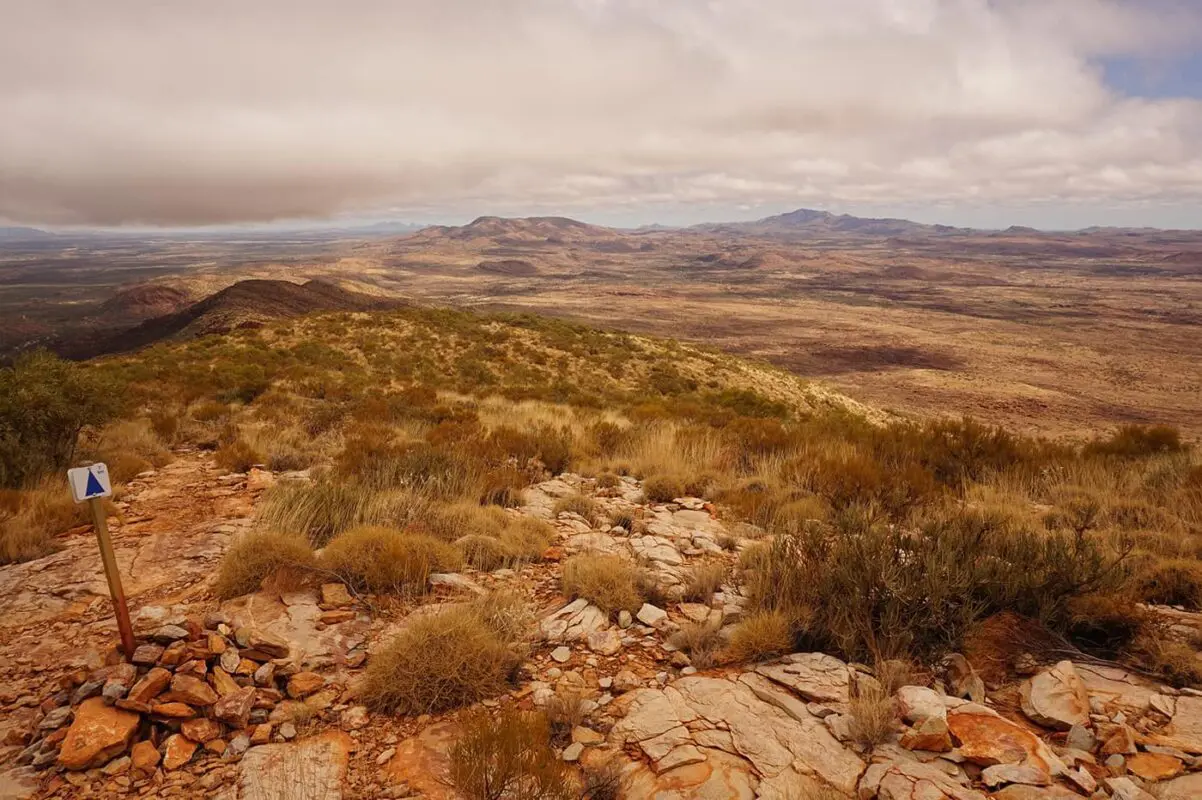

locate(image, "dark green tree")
[[0, 350, 121, 488]]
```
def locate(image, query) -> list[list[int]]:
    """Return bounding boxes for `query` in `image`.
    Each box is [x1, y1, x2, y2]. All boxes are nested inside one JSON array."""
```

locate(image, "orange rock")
[[1127, 752, 1184, 782], [162, 733, 197, 770], [287, 672, 325, 699], [208, 633, 227, 655], [125, 667, 172, 706], [130, 740, 161, 773], [900, 716, 953, 753], [205, 738, 227, 755], [151, 702, 196, 719], [385, 721, 460, 800], [251, 723, 274, 744], [210, 666, 242, 697], [1101, 725, 1138, 757], [946, 707, 1058, 782], [164, 674, 218, 707], [214, 686, 257, 729], [57, 698, 140, 771], [181, 717, 223, 743]]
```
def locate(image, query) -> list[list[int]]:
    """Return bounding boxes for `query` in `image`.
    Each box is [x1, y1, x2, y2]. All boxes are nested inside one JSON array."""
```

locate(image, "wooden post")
[[88, 497, 136, 660]]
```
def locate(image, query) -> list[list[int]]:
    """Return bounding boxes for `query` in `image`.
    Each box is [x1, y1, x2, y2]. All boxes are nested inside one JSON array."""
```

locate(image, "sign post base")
[[88, 497, 136, 660]]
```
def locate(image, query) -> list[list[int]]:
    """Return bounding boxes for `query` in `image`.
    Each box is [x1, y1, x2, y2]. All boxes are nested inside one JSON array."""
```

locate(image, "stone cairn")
[[11, 613, 326, 780]]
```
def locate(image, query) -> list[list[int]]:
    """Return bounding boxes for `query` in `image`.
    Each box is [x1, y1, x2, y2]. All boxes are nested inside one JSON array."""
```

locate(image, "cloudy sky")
[[3, 0, 1202, 230]]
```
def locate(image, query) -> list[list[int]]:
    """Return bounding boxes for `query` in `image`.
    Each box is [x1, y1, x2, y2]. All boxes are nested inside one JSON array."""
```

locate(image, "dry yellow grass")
[[214, 530, 316, 599], [320, 526, 460, 594], [561, 554, 644, 614], [360, 602, 524, 715], [726, 610, 793, 664]]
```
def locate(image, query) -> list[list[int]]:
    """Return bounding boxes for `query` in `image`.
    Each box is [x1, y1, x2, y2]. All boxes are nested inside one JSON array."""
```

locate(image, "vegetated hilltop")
[[60, 278, 400, 359], [2, 302, 1202, 798]]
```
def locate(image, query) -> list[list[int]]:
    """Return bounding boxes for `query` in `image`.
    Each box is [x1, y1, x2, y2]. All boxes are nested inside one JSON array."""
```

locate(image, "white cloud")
[[1, 0, 1201, 226]]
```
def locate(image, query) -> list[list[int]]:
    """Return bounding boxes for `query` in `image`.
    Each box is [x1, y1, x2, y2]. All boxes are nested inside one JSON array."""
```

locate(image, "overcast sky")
[[3, 0, 1202, 230]]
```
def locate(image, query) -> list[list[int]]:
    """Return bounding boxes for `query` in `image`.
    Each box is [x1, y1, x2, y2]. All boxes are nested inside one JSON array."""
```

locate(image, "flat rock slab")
[[238, 731, 352, 800], [386, 721, 459, 800]]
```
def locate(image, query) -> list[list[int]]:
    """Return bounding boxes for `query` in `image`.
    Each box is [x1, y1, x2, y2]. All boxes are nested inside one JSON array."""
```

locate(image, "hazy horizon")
[[4, 1, 1202, 231]]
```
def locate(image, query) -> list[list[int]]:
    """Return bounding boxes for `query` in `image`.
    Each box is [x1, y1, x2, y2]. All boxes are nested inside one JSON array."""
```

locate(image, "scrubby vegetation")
[[449, 708, 573, 800], [213, 530, 316, 599], [361, 595, 528, 715], [2, 305, 1199, 691], [561, 554, 645, 615], [320, 526, 461, 594]]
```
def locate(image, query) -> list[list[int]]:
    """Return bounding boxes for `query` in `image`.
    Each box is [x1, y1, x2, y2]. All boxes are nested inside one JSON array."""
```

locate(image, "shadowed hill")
[[62, 279, 399, 358]]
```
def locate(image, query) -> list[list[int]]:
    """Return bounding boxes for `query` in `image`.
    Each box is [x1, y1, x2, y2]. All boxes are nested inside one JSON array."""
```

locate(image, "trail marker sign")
[[68, 463, 112, 503], [66, 461, 134, 658]]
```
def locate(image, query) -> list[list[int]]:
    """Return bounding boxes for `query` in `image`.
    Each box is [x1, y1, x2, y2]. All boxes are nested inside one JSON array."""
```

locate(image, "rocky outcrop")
[[1020, 661, 1090, 730]]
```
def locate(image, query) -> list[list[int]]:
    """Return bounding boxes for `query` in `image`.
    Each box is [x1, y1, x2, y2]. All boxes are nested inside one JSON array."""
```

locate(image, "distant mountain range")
[[5, 210, 1201, 245]]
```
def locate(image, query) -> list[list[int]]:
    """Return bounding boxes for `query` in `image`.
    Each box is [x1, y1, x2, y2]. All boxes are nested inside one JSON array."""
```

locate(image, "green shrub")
[[747, 505, 1128, 662], [0, 351, 121, 489]]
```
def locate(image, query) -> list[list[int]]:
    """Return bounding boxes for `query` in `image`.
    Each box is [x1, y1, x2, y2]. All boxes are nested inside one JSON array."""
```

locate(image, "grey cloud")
[[2, 0, 1202, 226]]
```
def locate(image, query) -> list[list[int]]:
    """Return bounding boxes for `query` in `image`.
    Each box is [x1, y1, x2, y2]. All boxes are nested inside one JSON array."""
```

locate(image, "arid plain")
[[3, 210, 1201, 438]]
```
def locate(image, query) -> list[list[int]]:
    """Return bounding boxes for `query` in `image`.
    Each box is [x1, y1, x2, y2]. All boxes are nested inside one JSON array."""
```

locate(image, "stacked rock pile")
[[11, 613, 326, 782]]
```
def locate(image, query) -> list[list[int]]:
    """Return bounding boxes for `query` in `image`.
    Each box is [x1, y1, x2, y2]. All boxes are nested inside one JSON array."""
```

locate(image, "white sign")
[[68, 463, 112, 503]]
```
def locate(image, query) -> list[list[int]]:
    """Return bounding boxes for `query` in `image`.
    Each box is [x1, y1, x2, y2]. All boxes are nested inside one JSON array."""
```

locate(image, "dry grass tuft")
[[215, 438, 264, 473], [667, 622, 723, 669], [320, 526, 460, 594], [681, 563, 726, 604], [642, 474, 685, 503], [361, 602, 524, 715], [552, 493, 598, 522], [214, 530, 315, 599], [561, 554, 644, 615], [1136, 559, 1202, 610], [848, 683, 898, 748], [448, 708, 573, 800], [458, 534, 512, 571], [726, 610, 794, 664]]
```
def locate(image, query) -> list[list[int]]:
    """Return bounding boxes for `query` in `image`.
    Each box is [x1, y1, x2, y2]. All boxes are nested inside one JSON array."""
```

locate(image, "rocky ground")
[[2, 452, 1202, 799]]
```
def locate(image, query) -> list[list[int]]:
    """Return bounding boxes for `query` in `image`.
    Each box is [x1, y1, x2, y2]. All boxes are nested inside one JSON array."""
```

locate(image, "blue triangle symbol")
[[85, 470, 104, 497]]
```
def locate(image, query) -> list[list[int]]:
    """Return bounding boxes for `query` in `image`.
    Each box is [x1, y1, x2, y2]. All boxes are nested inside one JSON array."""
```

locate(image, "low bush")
[[642, 474, 684, 503], [725, 610, 793, 664], [448, 708, 573, 800], [360, 603, 523, 715], [214, 530, 315, 599], [667, 622, 723, 669], [681, 563, 726, 604], [561, 554, 644, 614], [215, 438, 264, 473], [848, 683, 897, 748], [552, 493, 597, 522], [458, 534, 512, 571], [1085, 424, 1186, 459], [747, 505, 1129, 662], [481, 467, 529, 507], [544, 691, 587, 746], [1136, 559, 1202, 610], [595, 472, 621, 489], [499, 517, 553, 564], [257, 480, 425, 546], [419, 502, 509, 542], [321, 526, 460, 594]]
